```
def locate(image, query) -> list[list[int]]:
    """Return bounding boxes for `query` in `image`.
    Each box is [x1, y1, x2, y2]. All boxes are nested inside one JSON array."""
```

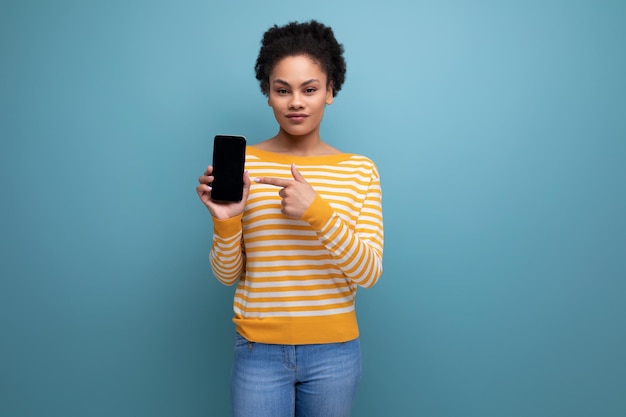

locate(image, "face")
[[267, 55, 333, 139]]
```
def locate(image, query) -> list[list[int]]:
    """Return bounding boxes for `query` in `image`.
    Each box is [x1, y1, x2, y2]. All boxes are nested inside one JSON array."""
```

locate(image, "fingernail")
[[254, 178, 261, 183]]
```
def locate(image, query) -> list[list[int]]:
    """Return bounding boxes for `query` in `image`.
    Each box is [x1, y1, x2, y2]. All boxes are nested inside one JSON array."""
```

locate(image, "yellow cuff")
[[212, 214, 243, 238], [301, 194, 334, 230]]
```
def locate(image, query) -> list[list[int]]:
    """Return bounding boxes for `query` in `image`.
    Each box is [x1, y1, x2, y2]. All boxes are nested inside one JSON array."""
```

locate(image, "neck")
[[272, 129, 324, 156]]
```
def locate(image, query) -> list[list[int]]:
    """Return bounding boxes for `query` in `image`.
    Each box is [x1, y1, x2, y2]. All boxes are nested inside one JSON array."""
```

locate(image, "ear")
[[325, 82, 334, 105]]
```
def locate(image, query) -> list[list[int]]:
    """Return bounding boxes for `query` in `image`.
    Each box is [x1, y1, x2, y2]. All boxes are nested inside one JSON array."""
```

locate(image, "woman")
[[196, 20, 384, 417]]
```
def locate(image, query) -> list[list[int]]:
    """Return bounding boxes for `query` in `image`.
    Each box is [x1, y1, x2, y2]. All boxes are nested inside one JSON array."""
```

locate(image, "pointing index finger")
[[254, 176, 292, 188]]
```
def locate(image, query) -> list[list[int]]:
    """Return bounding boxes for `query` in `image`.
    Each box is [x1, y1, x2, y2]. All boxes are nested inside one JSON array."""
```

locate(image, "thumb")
[[291, 163, 306, 183], [241, 171, 251, 199]]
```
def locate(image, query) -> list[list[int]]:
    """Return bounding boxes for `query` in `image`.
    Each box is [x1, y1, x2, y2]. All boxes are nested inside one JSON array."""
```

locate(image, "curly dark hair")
[[254, 20, 346, 97]]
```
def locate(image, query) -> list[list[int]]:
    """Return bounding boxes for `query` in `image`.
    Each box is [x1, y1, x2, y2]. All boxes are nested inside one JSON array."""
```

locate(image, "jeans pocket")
[[234, 332, 250, 348]]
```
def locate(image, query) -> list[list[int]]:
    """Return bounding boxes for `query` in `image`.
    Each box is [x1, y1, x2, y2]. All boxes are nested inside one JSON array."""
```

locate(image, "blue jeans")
[[230, 333, 362, 417]]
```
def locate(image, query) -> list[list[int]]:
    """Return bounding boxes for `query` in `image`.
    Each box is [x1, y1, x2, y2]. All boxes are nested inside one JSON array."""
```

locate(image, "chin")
[[281, 126, 315, 138]]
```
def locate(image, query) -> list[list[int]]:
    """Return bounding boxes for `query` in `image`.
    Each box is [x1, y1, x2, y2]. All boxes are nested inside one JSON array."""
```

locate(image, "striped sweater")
[[210, 147, 384, 344]]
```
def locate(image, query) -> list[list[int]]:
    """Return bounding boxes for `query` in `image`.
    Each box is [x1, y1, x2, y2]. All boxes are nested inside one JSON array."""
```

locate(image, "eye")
[[276, 88, 289, 95], [305, 88, 317, 94]]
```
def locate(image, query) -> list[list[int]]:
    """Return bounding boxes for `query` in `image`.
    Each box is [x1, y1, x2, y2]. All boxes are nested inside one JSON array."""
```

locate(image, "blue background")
[[1, 1, 625, 416]]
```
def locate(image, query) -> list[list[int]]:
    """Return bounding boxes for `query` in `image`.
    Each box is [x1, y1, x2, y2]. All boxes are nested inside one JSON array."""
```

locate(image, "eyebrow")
[[272, 78, 321, 88]]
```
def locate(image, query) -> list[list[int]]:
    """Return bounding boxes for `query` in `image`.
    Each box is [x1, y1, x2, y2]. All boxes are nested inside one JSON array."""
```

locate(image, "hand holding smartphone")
[[210, 135, 247, 203]]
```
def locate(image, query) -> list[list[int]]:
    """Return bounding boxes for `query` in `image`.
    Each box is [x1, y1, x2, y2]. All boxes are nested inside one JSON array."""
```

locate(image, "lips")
[[286, 113, 308, 122]]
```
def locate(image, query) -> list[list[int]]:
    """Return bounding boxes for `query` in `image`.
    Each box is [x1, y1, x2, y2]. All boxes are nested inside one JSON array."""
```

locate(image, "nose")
[[289, 92, 304, 109]]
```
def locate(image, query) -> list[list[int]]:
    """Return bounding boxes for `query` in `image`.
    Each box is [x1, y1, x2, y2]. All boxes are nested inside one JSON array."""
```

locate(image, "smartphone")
[[210, 135, 247, 202]]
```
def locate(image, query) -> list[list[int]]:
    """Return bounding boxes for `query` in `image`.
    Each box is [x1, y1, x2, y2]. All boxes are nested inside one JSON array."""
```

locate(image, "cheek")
[[314, 101, 328, 115], [270, 105, 285, 123]]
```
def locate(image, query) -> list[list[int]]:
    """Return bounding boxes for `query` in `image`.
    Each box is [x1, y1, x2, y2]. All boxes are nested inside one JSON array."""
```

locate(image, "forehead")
[[270, 55, 327, 81]]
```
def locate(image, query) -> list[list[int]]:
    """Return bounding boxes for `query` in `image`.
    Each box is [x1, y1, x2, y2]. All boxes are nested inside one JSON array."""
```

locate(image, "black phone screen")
[[211, 135, 246, 202]]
